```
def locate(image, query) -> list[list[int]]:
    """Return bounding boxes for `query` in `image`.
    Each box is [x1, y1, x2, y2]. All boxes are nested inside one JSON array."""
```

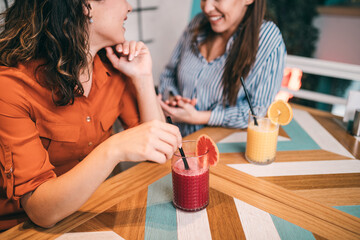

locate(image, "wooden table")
[[2, 105, 360, 239]]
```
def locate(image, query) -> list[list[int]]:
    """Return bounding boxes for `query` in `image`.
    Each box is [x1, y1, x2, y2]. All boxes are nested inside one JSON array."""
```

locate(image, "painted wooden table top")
[[1, 104, 360, 240]]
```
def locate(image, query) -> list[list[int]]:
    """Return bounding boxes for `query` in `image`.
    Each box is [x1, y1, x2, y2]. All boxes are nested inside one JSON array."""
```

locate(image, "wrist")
[[99, 135, 124, 167], [130, 74, 154, 91], [192, 111, 211, 125]]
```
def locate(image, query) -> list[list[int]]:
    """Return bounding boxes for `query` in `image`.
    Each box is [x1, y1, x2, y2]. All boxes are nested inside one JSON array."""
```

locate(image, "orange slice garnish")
[[267, 100, 293, 125]]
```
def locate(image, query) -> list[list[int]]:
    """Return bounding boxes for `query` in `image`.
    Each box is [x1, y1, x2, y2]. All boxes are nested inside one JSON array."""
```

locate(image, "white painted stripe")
[[234, 198, 281, 240], [293, 109, 354, 158], [218, 132, 290, 143], [177, 209, 212, 240], [228, 160, 360, 177]]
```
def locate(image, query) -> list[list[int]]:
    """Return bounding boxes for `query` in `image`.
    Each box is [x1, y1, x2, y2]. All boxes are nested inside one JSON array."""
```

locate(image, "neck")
[[207, 31, 233, 49], [216, 25, 239, 43], [83, 39, 99, 79], [88, 28, 107, 64]]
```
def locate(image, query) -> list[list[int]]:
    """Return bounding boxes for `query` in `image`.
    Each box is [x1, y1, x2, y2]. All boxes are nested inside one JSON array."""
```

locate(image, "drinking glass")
[[171, 140, 209, 211], [245, 107, 279, 165]]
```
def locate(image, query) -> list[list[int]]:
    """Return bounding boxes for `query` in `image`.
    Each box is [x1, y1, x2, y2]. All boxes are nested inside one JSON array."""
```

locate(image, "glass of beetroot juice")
[[171, 140, 209, 211]]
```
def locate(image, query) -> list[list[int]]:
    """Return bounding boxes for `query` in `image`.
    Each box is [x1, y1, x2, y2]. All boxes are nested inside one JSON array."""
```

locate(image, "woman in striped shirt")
[[158, 0, 286, 136]]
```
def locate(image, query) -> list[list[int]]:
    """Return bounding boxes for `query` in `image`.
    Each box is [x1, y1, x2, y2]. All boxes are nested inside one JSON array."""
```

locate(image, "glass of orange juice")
[[245, 107, 279, 165]]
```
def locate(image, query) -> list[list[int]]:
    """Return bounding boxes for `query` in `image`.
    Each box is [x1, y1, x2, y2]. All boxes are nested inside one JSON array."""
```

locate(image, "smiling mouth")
[[209, 16, 223, 22]]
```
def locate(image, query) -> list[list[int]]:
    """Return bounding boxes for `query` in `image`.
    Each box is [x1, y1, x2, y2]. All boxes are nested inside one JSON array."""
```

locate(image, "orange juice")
[[245, 118, 279, 164]]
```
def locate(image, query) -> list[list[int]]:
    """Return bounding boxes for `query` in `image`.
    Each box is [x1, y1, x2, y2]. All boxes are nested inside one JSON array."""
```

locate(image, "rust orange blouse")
[[0, 55, 140, 230]]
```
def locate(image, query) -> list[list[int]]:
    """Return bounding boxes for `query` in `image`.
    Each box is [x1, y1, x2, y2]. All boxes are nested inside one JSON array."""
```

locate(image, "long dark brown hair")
[[0, 0, 92, 106], [193, 0, 266, 106]]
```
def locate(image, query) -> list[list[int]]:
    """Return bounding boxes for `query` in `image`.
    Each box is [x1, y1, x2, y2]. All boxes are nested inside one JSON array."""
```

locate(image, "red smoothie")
[[172, 157, 209, 211]]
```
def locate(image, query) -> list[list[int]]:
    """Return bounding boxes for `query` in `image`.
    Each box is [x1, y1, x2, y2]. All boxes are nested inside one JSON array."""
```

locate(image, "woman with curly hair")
[[0, 0, 181, 230], [158, 0, 286, 136]]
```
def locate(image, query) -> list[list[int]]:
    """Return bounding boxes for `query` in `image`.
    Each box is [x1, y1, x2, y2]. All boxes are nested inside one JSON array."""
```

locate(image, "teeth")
[[209, 16, 222, 21]]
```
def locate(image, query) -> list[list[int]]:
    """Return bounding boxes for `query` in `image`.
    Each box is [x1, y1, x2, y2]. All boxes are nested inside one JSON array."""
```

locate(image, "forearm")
[[208, 105, 249, 128], [191, 111, 211, 125], [21, 141, 117, 228], [133, 75, 165, 122]]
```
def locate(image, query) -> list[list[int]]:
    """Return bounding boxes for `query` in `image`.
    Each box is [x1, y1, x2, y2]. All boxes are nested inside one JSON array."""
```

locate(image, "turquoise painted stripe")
[[145, 174, 177, 240], [270, 214, 316, 240], [217, 142, 247, 153], [217, 119, 321, 153], [190, 0, 202, 20], [333, 205, 360, 218], [280, 119, 320, 150]]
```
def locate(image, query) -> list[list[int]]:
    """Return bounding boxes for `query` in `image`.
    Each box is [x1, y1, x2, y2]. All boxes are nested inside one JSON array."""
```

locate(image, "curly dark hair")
[[193, 0, 266, 106], [0, 0, 93, 106]]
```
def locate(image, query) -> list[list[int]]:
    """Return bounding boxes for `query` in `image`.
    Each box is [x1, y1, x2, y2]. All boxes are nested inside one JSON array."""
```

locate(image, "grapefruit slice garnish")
[[196, 134, 219, 167], [267, 100, 293, 126]]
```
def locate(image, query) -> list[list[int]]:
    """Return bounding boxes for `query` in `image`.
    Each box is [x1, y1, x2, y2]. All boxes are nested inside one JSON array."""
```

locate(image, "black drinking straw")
[[240, 77, 258, 126], [166, 116, 190, 170]]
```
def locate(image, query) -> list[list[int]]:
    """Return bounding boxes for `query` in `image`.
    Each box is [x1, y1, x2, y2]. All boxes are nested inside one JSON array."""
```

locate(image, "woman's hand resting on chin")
[[105, 41, 152, 83]]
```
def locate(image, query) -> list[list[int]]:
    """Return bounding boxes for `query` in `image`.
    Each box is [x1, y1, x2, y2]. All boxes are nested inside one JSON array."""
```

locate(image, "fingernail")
[[135, 51, 139, 57], [128, 54, 134, 61], [117, 46, 122, 52], [123, 49, 128, 54], [178, 143, 182, 148]]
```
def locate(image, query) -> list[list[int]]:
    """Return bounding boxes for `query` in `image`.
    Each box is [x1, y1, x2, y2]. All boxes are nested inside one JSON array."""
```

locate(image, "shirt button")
[[88, 142, 93, 146], [6, 167, 13, 178], [86, 116, 91, 122]]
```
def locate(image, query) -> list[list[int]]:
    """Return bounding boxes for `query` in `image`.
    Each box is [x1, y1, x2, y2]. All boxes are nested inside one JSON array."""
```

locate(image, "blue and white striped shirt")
[[159, 14, 286, 136]]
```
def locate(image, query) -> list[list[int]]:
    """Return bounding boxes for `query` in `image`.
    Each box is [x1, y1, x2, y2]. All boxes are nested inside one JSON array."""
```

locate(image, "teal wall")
[[191, 0, 202, 19]]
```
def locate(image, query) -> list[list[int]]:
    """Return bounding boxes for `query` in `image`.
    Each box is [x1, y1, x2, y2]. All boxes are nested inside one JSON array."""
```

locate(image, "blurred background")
[[1, 0, 359, 116]]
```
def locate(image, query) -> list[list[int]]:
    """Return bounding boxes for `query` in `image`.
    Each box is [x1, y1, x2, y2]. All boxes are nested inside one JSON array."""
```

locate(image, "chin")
[[211, 27, 225, 34], [111, 36, 125, 45], [117, 38, 126, 44]]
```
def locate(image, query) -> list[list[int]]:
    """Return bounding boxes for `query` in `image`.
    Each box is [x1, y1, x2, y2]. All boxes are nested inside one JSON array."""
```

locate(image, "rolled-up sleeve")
[[0, 75, 56, 201]]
